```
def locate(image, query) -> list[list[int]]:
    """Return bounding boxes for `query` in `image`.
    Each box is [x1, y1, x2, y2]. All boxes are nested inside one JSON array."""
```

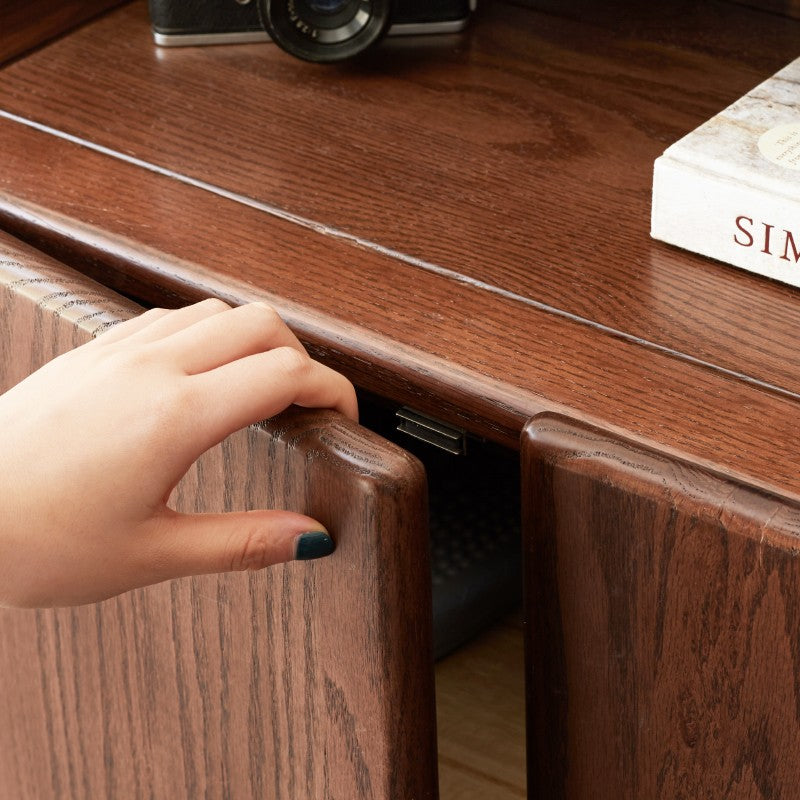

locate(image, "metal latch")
[[395, 407, 467, 455]]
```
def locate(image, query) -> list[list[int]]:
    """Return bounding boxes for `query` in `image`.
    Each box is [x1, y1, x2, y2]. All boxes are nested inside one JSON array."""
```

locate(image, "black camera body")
[[149, 0, 475, 63]]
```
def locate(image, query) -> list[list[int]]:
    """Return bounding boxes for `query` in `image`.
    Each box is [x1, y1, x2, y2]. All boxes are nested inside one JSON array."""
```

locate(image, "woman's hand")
[[0, 299, 358, 607]]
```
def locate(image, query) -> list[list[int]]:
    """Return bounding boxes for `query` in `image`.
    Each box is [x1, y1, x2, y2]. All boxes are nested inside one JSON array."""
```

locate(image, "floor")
[[436, 612, 526, 799]]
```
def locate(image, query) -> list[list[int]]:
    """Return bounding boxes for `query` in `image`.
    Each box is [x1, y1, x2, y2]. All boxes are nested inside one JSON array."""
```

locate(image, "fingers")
[[158, 301, 306, 375], [91, 307, 173, 345], [96, 300, 359, 445], [91, 299, 229, 348], [145, 509, 336, 582], [95, 301, 308, 377], [121, 297, 233, 345], [189, 346, 357, 444]]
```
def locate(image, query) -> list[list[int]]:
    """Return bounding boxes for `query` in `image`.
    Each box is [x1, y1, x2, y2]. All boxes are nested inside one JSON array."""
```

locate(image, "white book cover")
[[651, 57, 800, 288]]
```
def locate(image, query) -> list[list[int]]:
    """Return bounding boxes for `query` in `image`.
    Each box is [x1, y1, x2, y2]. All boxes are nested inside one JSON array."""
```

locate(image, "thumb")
[[148, 509, 336, 580]]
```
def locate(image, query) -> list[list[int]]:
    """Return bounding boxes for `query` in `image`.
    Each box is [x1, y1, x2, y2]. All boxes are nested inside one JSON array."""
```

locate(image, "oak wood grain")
[[2, 1, 800, 410], [0, 232, 437, 800], [523, 415, 800, 800], [5, 118, 800, 504], [0, 1, 123, 65]]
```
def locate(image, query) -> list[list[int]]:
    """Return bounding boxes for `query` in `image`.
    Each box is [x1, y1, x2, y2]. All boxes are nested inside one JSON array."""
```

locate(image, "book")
[[651, 57, 800, 288]]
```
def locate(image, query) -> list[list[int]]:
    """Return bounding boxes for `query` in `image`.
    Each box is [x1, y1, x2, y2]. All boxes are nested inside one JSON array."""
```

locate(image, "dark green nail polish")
[[295, 531, 335, 561]]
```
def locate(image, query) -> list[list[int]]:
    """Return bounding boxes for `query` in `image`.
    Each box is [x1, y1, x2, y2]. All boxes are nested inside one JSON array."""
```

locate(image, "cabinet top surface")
[[1, 0, 800, 494]]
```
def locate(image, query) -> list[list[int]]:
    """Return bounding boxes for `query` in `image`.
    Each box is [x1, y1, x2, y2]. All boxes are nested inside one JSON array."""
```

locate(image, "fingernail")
[[294, 531, 335, 561]]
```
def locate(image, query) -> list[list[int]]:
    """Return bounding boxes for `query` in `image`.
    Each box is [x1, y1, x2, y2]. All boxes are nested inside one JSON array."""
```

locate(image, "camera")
[[149, 0, 476, 63]]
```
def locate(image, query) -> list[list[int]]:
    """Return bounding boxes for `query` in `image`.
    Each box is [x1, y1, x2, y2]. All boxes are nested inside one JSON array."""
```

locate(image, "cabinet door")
[[522, 414, 800, 800], [0, 233, 437, 800]]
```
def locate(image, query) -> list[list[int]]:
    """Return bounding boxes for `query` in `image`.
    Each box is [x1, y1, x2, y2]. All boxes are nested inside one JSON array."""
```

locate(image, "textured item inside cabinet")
[[359, 392, 523, 659]]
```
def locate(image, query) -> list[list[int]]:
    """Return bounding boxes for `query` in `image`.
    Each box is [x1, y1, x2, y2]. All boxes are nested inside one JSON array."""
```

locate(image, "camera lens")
[[258, 0, 393, 63], [307, 0, 348, 12]]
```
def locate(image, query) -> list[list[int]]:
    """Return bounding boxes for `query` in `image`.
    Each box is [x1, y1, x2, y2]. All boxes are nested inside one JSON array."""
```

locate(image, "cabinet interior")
[[357, 390, 526, 797]]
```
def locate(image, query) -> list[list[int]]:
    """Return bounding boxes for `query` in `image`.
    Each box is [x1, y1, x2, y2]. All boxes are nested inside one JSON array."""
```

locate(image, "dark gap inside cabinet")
[[357, 389, 523, 660]]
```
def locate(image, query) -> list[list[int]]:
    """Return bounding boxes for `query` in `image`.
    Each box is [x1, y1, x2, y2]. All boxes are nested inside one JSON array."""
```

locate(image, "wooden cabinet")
[[0, 233, 437, 800], [523, 417, 800, 799], [5, 2, 800, 798]]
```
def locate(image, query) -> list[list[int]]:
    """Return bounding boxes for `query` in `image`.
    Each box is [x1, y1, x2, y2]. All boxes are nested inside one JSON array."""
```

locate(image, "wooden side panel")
[[0, 1, 124, 65], [0, 232, 437, 800], [522, 415, 800, 800]]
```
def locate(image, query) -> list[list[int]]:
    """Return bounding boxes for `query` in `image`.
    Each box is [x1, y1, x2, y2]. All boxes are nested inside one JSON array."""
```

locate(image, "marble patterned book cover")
[[651, 57, 800, 288]]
